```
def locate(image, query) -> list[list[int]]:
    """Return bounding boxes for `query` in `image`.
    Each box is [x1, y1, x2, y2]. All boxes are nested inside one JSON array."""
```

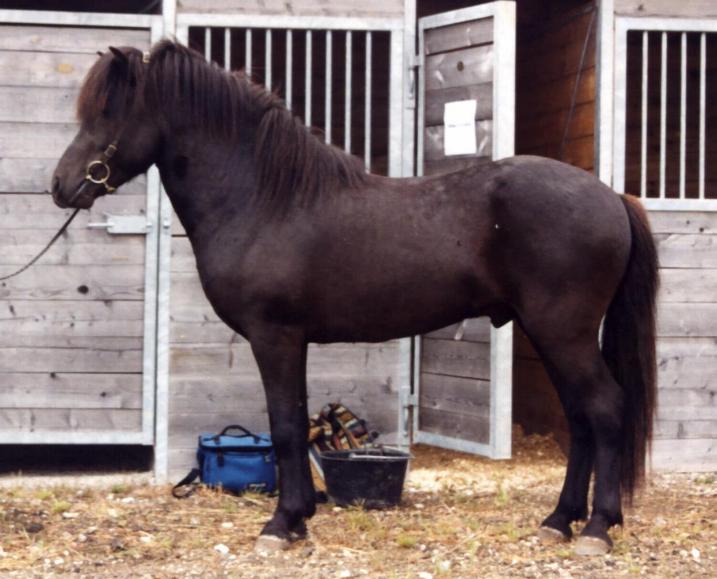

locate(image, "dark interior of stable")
[[1, 0, 625, 471]]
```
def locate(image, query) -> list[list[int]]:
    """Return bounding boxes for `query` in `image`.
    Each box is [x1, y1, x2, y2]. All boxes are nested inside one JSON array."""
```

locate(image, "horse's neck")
[[157, 132, 258, 241]]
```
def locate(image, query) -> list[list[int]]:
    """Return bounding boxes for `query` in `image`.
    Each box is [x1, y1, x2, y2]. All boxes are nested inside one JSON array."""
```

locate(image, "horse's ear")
[[108, 46, 129, 67], [97, 50, 104, 57]]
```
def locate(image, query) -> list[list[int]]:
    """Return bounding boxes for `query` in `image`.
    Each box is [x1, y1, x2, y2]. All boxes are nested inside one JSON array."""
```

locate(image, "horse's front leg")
[[249, 327, 315, 552]]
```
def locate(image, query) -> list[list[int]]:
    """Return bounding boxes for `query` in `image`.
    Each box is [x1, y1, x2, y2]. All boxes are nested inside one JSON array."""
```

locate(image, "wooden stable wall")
[[0, 24, 152, 442], [649, 211, 717, 470], [176, 0, 404, 18], [614, 0, 717, 18]]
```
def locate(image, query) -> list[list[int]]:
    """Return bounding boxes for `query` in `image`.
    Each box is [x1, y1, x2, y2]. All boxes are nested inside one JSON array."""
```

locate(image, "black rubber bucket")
[[321, 447, 412, 508]]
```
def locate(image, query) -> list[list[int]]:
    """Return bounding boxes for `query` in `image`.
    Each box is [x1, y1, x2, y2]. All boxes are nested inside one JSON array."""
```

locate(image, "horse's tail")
[[601, 194, 659, 503]]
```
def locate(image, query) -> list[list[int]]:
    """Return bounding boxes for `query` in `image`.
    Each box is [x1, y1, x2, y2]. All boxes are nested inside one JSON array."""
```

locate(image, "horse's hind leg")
[[527, 333, 595, 542], [249, 327, 316, 552], [523, 321, 624, 554]]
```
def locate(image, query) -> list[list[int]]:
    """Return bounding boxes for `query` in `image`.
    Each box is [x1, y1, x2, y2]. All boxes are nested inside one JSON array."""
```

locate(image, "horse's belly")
[[305, 268, 497, 343]]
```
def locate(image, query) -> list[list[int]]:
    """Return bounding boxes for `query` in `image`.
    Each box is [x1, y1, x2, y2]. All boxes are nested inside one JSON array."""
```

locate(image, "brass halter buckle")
[[85, 142, 118, 193]]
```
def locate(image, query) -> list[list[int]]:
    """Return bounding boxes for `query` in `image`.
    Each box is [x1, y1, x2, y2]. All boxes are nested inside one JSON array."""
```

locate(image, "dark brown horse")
[[51, 41, 658, 556]]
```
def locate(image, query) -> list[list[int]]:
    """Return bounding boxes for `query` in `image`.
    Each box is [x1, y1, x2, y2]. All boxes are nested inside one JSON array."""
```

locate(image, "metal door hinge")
[[408, 53, 422, 69], [87, 213, 151, 235], [399, 386, 418, 409], [407, 53, 422, 110]]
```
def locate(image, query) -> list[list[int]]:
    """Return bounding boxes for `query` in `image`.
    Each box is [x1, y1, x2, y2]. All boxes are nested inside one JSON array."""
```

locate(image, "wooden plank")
[[654, 420, 717, 440], [170, 238, 199, 273], [657, 337, 717, 391], [0, 408, 142, 432], [424, 155, 492, 176], [517, 17, 596, 89], [614, 0, 717, 18], [169, 379, 267, 415], [0, 158, 147, 194], [650, 438, 717, 472], [425, 45, 494, 92], [0, 265, 144, 301], [0, 373, 142, 409], [0, 340, 142, 373], [0, 25, 149, 53], [424, 18, 493, 55], [517, 102, 595, 151], [0, 193, 146, 229], [655, 233, 717, 269], [0, 333, 140, 349], [0, 299, 143, 338], [424, 83, 493, 127], [0, 235, 145, 266], [0, 122, 78, 159], [0, 333, 143, 352], [420, 338, 490, 381], [171, 321, 239, 345], [168, 412, 271, 451], [419, 373, 490, 417], [647, 211, 717, 235], [0, 87, 77, 124], [520, 135, 595, 171], [519, 8, 596, 55], [424, 318, 491, 343], [418, 406, 490, 444], [170, 341, 405, 380], [655, 388, 717, 422], [519, 67, 595, 117], [169, 273, 206, 306], [0, 50, 96, 88], [176, 0, 404, 17], [659, 269, 717, 303], [424, 121, 493, 161], [657, 303, 717, 337], [169, 374, 397, 414]]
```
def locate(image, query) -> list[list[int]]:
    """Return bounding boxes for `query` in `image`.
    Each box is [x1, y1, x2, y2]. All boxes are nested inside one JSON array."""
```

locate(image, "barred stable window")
[[623, 29, 716, 200]]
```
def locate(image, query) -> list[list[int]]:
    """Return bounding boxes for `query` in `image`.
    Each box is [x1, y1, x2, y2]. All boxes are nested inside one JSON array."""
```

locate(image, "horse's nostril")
[[52, 176, 60, 194]]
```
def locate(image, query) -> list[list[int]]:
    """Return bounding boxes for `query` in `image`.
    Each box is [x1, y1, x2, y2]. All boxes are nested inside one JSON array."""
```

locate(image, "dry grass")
[[1, 431, 715, 578]]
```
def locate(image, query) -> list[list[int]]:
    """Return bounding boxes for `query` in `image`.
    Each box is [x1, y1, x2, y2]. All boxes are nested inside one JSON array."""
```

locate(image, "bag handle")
[[217, 424, 261, 441]]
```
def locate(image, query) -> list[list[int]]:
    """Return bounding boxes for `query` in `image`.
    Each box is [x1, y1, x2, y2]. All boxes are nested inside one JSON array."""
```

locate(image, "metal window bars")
[[614, 18, 716, 208], [187, 25, 393, 176]]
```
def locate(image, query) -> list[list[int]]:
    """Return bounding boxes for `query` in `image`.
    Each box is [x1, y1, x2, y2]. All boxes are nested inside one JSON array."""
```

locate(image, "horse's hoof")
[[537, 526, 570, 544], [574, 535, 612, 556], [254, 534, 290, 554]]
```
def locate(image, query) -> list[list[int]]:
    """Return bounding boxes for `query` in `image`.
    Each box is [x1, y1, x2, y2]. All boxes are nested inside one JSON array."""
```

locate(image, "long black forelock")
[[77, 47, 146, 125]]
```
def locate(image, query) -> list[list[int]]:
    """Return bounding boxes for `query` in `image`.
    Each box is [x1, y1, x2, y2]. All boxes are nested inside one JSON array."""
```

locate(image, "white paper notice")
[[443, 99, 477, 156]]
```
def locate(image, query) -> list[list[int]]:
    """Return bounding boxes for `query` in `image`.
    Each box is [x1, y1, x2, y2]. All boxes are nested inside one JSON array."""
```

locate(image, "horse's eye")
[[101, 108, 111, 118]]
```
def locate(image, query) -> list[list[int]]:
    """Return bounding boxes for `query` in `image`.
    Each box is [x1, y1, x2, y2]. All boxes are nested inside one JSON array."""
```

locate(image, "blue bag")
[[172, 424, 277, 497]]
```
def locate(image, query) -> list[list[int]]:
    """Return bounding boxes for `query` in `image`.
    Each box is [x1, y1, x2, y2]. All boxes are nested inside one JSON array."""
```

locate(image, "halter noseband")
[[85, 141, 119, 194]]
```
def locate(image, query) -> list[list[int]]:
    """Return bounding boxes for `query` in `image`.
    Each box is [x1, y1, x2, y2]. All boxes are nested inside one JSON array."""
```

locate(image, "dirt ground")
[[1, 430, 715, 578]]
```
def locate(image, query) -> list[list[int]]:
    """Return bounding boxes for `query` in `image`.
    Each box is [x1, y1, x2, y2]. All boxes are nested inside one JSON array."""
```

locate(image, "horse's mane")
[[81, 40, 369, 211]]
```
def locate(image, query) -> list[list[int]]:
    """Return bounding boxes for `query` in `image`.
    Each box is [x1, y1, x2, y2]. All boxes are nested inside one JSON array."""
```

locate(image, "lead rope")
[[0, 208, 80, 282]]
